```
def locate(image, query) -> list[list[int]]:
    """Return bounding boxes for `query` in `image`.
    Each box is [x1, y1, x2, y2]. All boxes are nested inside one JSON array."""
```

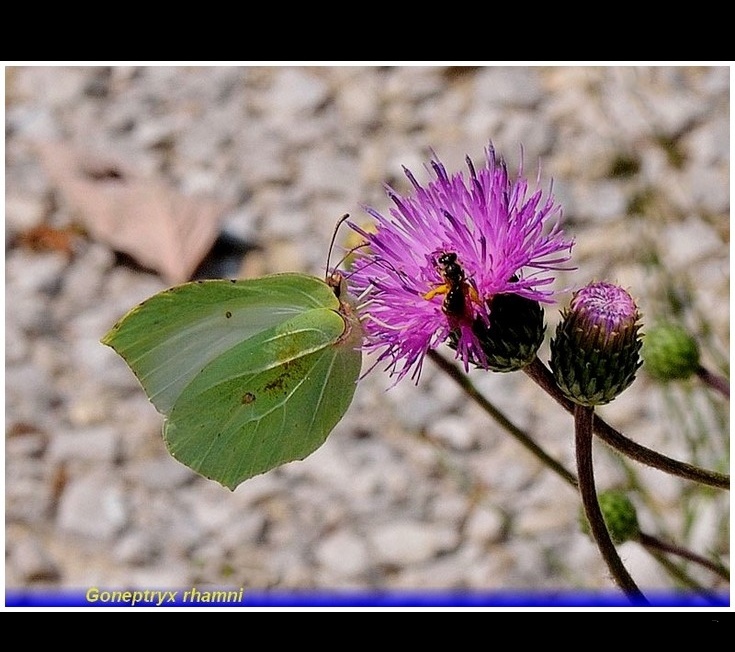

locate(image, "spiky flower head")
[[579, 490, 640, 545], [550, 282, 642, 406], [643, 322, 700, 381], [348, 144, 574, 383], [452, 290, 546, 372]]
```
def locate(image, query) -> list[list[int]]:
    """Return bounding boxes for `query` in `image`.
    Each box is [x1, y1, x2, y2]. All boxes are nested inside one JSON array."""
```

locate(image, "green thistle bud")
[[449, 292, 545, 372], [643, 322, 700, 381], [550, 282, 642, 406], [579, 490, 640, 544]]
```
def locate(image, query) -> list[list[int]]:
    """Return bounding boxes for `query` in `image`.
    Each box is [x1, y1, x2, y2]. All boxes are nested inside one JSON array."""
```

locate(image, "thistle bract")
[[349, 144, 574, 383], [453, 292, 546, 372], [550, 282, 642, 406]]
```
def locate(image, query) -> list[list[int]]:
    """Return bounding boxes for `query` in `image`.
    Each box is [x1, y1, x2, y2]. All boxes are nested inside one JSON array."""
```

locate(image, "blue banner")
[[5, 588, 729, 608]]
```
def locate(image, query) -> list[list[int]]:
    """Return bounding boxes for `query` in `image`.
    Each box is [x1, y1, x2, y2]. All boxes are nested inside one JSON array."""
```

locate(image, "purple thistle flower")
[[348, 143, 574, 383], [566, 282, 641, 350]]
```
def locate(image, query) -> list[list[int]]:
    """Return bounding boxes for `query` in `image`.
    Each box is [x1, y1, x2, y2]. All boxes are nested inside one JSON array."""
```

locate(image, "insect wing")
[[102, 273, 362, 489], [102, 274, 340, 414], [164, 306, 361, 489]]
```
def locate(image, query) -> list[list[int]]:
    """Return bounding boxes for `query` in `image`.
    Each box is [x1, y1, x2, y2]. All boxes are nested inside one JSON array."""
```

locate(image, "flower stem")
[[427, 349, 577, 490], [637, 532, 730, 582], [642, 549, 725, 603], [574, 404, 648, 604], [696, 365, 730, 400], [428, 349, 727, 600], [524, 357, 730, 491]]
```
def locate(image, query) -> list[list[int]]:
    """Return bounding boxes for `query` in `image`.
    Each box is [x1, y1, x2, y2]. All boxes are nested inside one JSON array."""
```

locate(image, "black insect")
[[424, 252, 479, 320]]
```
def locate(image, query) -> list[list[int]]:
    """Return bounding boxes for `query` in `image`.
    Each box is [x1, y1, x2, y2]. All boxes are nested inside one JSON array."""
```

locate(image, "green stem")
[[575, 404, 648, 604], [696, 365, 730, 400], [524, 358, 730, 491], [427, 349, 577, 490], [637, 532, 730, 582]]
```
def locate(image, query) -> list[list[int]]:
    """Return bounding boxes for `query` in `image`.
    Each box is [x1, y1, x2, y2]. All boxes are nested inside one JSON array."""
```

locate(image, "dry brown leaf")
[[17, 224, 82, 258], [37, 141, 229, 284]]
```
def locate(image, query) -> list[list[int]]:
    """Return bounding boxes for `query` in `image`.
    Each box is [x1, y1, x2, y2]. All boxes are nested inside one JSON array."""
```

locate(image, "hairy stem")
[[524, 358, 729, 490], [638, 532, 730, 582], [575, 405, 648, 604], [427, 349, 577, 489], [428, 349, 727, 600], [696, 365, 730, 400]]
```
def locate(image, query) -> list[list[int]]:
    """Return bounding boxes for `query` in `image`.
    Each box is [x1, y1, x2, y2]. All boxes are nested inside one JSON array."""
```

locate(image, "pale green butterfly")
[[102, 217, 364, 490]]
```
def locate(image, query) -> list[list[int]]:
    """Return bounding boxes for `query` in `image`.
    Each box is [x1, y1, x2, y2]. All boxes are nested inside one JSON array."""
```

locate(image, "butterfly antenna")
[[342, 252, 410, 289], [332, 241, 370, 273], [326, 213, 352, 279]]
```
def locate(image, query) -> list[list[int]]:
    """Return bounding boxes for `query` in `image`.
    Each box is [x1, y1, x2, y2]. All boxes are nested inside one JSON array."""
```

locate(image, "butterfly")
[[102, 219, 363, 491]]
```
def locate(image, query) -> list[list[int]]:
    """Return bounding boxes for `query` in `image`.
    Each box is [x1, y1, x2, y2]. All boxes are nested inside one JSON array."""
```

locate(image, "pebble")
[[6, 249, 67, 296], [6, 457, 54, 525], [332, 68, 383, 131], [112, 531, 158, 566], [661, 217, 723, 269], [9, 536, 61, 583], [315, 529, 371, 578], [57, 471, 128, 540], [47, 426, 120, 464], [130, 457, 196, 491], [464, 504, 506, 544], [298, 147, 361, 198], [571, 179, 630, 223], [5, 193, 48, 232], [5, 318, 30, 364], [370, 521, 459, 567], [473, 66, 544, 108], [5, 360, 58, 429], [59, 244, 115, 305], [425, 414, 479, 452], [682, 164, 730, 215], [611, 542, 672, 590], [268, 68, 331, 117], [684, 117, 730, 166]]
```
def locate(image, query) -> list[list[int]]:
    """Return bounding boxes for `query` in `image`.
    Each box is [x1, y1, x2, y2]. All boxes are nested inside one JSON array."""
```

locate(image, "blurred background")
[[5, 65, 729, 599]]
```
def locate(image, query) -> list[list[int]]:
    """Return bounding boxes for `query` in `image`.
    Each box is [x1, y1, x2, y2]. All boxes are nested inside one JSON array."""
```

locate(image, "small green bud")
[[579, 490, 640, 545], [550, 282, 642, 406], [642, 322, 700, 381], [449, 292, 545, 372]]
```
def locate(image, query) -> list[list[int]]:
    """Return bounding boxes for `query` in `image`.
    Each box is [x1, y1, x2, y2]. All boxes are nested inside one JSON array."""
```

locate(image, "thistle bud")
[[550, 282, 642, 406], [643, 322, 700, 381], [449, 292, 545, 372], [477, 292, 546, 372], [579, 490, 640, 544]]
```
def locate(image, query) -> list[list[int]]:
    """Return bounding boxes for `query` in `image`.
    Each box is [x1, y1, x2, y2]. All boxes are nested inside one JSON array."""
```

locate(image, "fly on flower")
[[348, 143, 574, 383], [424, 251, 480, 322]]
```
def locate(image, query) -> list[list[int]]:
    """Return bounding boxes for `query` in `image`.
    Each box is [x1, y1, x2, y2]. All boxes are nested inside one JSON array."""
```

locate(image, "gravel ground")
[[4, 65, 729, 606]]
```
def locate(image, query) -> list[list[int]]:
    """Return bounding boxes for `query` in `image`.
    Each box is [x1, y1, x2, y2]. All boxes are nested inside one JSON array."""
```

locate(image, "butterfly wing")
[[102, 273, 363, 489]]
